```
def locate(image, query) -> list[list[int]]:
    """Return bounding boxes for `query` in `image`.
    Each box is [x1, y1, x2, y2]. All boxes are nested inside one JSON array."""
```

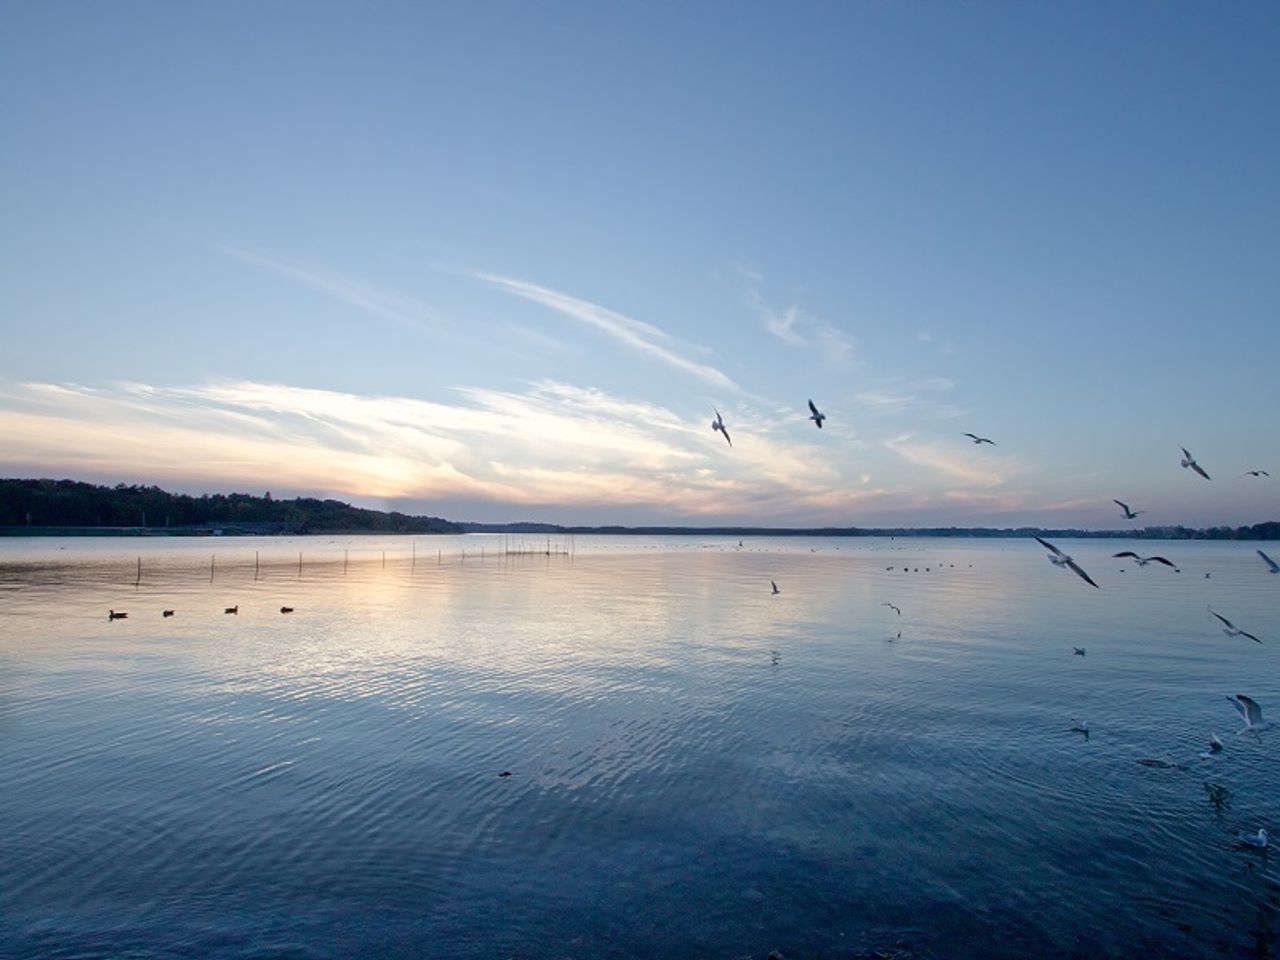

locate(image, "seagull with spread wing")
[[1180, 446, 1211, 480], [807, 399, 826, 429], [711, 408, 732, 447], [1259, 550, 1279, 574], [1113, 551, 1180, 573], [1113, 499, 1145, 520], [1034, 536, 1100, 589], [964, 433, 995, 445], [1210, 608, 1262, 643], [1227, 694, 1271, 735]]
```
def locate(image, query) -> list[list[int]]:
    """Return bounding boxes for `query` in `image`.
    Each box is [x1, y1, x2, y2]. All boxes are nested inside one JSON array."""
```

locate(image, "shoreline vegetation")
[[1, 478, 1277, 541]]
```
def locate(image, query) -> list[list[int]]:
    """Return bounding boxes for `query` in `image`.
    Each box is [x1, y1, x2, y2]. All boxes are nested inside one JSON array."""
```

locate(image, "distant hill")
[[0, 479, 462, 535]]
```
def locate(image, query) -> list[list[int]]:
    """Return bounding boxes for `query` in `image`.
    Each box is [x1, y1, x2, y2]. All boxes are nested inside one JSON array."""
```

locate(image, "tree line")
[[0, 479, 461, 534]]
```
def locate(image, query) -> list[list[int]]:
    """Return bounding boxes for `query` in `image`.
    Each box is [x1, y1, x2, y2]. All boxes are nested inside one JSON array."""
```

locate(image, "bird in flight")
[[1034, 536, 1100, 588], [1258, 550, 1279, 574], [964, 433, 995, 445], [1227, 694, 1271, 735], [1210, 608, 1261, 643], [1113, 499, 1145, 520], [1112, 551, 1180, 573], [881, 602, 901, 615], [711, 408, 732, 447], [771, 580, 780, 595], [1241, 470, 1270, 478], [1180, 446, 1211, 480], [1072, 647, 1086, 657], [807, 399, 826, 429]]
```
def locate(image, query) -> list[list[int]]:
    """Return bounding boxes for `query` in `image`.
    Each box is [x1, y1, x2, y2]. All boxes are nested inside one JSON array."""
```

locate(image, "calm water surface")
[[2, 535, 1278, 959]]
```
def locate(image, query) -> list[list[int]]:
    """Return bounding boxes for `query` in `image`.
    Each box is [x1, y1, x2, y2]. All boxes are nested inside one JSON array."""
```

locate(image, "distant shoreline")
[[2, 478, 1276, 541], [3, 524, 1277, 542]]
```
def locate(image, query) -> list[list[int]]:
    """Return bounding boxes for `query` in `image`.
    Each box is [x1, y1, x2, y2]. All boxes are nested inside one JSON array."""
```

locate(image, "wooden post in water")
[[135, 557, 141, 587], [255, 551, 260, 581], [344, 550, 349, 575], [412, 540, 416, 571], [210, 555, 215, 583], [298, 552, 303, 577], [382, 551, 386, 570]]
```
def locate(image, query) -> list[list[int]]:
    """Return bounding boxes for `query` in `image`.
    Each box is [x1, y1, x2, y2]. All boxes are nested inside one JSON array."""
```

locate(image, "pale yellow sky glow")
[[0, 377, 1047, 524]]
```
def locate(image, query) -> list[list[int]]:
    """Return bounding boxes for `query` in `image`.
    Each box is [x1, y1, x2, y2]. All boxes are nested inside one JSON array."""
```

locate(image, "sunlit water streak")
[[1, 535, 1278, 959]]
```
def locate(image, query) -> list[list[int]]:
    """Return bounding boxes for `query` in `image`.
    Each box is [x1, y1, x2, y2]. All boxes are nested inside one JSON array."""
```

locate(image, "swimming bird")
[[1112, 551, 1180, 573], [1237, 828, 1269, 849], [711, 408, 732, 447], [1227, 694, 1271, 735], [1180, 446, 1211, 480], [108, 609, 128, 620], [1113, 499, 1145, 520], [162, 609, 175, 618], [882, 602, 901, 615], [807, 399, 826, 429], [964, 433, 995, 445], [771, 580, 780, 595], [224, 605, 238, 615], [1241, 470, 1270, 478], [280, 606, 294, 613], [1073, 647, 1086, 657], [1210, 608, 1262, 643], [1034, 536, 1100, 588], [1071, 718, 1089, 736], [1258, 550, 1279, 574]]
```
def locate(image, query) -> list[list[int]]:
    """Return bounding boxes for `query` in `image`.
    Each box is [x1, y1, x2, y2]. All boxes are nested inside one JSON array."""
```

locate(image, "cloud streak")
[[0, 378, 884, 522], [747, 290, 855, 362], [225, 248, 447, 335], [477, 273, 739, 391]]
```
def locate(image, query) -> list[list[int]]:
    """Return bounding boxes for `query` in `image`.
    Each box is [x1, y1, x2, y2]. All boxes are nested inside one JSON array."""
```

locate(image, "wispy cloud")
[[746, 290, 855, 362], [882, 433, 1023, 488], [852, 377, 961, 421], [224, 248, 447, 335], [476, 273, 738, 391], [0, 378, 890, 521]]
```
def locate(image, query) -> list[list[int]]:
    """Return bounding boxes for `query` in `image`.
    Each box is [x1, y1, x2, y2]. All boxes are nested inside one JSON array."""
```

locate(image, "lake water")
[[2, 534, 1278, 959]]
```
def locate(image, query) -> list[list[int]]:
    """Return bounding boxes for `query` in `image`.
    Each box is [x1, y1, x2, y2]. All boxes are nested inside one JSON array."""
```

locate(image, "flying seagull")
[[1073, 647, 1086, 657], [1210, 608, 1261, 644], [1112, 551, 1180, 573], [1227, 694, 1271, 735], [1180, 446, 1211, 480], [964, 433, 996, 445], [807, 399, 826, 429], [771, 580, 780, 595], [108, 609, 128, 620], [1034, 536, 1100, 589], [1258, 550, 1279, 574], [1241, 470, 1271, 478], [1113, 499, 1145, 520], [711, 408, 732, 447], [881, 602, 901, 616]]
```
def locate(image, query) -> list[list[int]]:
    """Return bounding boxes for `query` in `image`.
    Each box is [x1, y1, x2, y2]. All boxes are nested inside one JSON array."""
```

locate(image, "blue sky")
[[2, 2, 1277, 527]]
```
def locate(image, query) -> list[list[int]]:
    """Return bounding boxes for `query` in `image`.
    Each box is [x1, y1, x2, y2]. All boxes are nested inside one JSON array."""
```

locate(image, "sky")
[[2, 2, 1278, 528]]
